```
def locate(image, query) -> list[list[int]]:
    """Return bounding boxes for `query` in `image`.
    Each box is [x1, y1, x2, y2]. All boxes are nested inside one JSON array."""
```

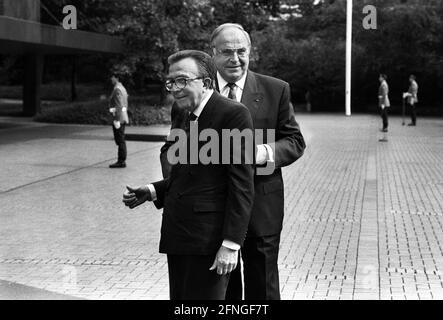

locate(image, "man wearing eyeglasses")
[[122, 50, 254, 299], [210, 23, 305, 300]]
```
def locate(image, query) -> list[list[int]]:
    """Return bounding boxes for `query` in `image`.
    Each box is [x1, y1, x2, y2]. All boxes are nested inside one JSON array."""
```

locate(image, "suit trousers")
[[408, 102, 417, 124], [380, 107, 389, 129], [226, 233, 281, 300], [112, 123, 126, 163], [167, 254, 230, 300]]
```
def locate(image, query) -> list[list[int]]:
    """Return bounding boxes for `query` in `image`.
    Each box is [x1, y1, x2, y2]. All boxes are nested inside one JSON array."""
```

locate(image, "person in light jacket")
[[378, 74, 390, 132], [109, 73, 129, 168], [403, 74, 419, 126]]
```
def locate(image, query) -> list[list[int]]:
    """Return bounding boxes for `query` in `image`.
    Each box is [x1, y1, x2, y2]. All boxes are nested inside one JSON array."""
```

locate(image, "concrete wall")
[[0, 17, 124, 54], [0, 0, 40, 22]]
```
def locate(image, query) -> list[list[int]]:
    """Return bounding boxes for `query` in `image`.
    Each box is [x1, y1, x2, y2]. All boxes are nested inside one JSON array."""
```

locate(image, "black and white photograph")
[[1, 0, 443, 310]]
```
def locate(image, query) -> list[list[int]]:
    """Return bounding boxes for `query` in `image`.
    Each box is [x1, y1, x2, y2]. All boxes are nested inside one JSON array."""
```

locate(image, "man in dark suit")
[[161, 24, 306, 300], [123, 50, 254, 300], [108, 73, 129, 168]]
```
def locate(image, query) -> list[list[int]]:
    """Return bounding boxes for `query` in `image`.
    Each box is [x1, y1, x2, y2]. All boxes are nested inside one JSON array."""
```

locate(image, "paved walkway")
[[0, 114, 442, 300]]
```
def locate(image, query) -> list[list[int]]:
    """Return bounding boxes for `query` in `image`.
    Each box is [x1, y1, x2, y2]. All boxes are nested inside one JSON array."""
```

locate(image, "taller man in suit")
[[109, 74, 129, 168], [123, 50, 254, 300], [161, 24, 306, 300]]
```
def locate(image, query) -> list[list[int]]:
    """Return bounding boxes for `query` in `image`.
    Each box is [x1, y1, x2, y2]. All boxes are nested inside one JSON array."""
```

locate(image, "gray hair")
[[210, 23, 252, 49], [167, 50, 216, 89]]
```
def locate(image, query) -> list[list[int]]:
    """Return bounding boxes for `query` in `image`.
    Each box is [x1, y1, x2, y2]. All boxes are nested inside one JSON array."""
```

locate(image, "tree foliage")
[[254, 0, 443, 110], [2, 0, 443, 111]]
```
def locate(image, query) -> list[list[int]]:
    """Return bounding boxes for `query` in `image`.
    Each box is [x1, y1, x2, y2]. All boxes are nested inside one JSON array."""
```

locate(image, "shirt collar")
[[217, 71, 248, 91], [192, 89, 214, 118]]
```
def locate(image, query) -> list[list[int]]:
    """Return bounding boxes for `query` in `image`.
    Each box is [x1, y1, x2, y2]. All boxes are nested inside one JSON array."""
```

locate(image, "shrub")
[[0, 83, 108, 101], [34, 97, 171, 125]]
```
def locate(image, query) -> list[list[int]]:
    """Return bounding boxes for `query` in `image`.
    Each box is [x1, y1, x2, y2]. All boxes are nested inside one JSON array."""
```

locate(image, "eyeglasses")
[[165, 77, 203, 91], [215, 48, 249, 58]]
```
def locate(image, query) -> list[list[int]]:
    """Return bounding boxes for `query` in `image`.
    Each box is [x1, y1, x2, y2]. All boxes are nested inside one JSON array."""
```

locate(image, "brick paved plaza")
[[0, 114, 442, 300]]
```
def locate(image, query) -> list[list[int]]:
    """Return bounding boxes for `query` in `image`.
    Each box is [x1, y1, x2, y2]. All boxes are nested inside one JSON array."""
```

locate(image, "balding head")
[[211, 23, 251, 83], [210, 23, 251, 49]]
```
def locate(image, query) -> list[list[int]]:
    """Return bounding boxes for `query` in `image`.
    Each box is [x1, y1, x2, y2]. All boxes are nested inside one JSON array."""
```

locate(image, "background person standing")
[[378, 74, 390, 132], [404, 74, 419, 126], [109, 73, 129, 168]]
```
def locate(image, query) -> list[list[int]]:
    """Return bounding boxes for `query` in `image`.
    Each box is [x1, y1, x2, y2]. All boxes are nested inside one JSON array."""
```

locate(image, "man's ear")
[[210, 47, 217, 58]]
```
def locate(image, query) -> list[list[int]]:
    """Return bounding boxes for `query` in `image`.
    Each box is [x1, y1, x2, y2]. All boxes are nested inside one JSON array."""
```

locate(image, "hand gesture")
[[122, 185, 152, 209]]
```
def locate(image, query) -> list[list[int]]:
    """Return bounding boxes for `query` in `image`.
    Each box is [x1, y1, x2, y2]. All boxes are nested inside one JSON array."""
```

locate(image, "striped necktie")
[[184, 112, 198, 132], [227, 83, 238, 101]]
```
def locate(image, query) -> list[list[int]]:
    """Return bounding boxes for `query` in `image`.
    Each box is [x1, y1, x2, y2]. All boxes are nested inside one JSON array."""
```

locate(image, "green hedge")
[[0, 83, 107, 101], [34, 98, 171, 125]]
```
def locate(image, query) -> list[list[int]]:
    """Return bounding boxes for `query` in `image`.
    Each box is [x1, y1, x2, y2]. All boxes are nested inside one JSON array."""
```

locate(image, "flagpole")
[[345, 0, 353, 116]]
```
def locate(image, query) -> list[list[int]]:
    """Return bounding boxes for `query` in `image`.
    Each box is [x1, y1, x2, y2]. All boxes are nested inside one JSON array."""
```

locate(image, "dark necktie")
[[189, 113, 198, 121], [184, 112, 198, 132], [227, 83, 237, 101]]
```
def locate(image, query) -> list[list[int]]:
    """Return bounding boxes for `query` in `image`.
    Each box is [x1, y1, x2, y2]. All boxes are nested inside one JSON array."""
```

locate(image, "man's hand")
[[122, 185, 152, 209], [209, 245, 238, 275], [381, 104, 385, 110]]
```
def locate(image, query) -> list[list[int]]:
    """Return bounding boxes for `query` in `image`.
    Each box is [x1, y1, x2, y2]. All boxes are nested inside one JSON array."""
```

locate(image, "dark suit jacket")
[[154, 91, 254, 255], [161, 71, 305, 237], [235, 71, 305, 236]]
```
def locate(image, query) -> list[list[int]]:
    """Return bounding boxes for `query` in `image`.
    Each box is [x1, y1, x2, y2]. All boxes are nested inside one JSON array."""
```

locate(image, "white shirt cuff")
[[146, 184, 157, 202], [256, 144, 274, 164], [122, 107, 127, 112], [263, 144, 274, 162], [222, 240, 240, 251], [256, 144, 267, 165]]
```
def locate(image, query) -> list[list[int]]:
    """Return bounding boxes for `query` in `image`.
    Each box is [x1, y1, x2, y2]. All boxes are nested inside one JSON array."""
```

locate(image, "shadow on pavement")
[[0, 280, 84, 300]]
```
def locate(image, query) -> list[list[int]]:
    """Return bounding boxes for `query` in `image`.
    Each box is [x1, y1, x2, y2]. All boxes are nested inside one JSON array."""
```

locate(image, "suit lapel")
[[196, 91, 218, 130], [241, 71, 263, 123], [168, 91, 218, 187]]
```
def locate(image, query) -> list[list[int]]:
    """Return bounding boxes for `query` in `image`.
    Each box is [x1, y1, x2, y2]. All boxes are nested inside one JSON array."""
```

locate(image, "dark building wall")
[[0, 0, 40, 22]]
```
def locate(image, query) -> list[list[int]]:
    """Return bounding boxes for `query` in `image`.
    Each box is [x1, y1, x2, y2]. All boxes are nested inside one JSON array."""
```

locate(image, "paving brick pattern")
[[279, 115, 443, 300], [0, 115, 442, 300], [377, 122, 443, 300]]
